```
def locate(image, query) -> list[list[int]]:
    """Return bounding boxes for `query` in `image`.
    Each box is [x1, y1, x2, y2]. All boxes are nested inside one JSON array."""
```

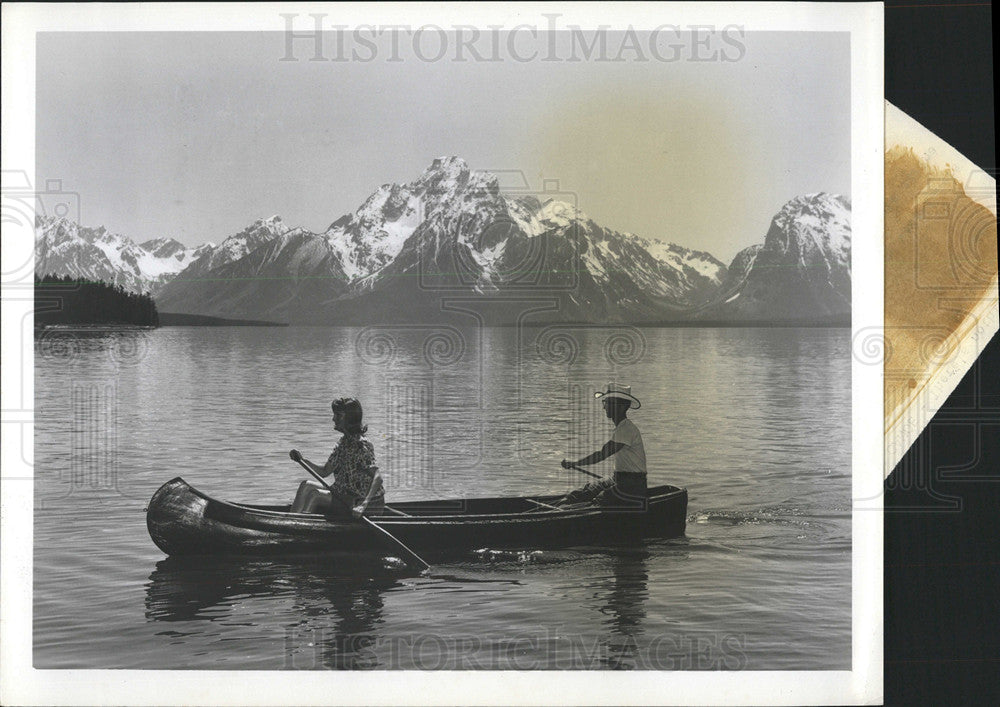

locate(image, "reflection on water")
[[35, 326, 851, 669], [146, 556, 402, 669], [36, 327, 154, 367], [144, 546, 664, 670], [599, 548, 650, 669], [317, 579, 387, 670], [144, 556, 398, 624]]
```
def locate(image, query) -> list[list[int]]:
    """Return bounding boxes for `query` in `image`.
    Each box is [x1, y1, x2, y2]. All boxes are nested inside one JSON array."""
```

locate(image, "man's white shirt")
[[611, 418, 646, 475]]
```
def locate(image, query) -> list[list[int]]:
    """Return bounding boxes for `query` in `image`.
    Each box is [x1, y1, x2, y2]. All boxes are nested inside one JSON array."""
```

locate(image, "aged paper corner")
[[884, 101, 999, 476]]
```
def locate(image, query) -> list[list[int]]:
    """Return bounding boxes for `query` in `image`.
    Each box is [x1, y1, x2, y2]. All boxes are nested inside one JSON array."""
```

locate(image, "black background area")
[[885, 1, 998, 704]]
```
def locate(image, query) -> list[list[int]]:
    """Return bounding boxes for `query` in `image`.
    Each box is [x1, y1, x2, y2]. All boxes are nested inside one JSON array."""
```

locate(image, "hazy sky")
[[37, 31, 850, 262]]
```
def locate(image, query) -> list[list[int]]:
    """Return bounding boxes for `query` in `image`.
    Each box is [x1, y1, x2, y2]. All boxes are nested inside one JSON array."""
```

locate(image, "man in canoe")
[[289, 397, 385, 518], [561, 383, 647, 509]]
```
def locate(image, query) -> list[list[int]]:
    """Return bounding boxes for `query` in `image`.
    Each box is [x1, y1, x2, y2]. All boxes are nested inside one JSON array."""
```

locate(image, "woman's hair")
[[332, 397, 368, 435]]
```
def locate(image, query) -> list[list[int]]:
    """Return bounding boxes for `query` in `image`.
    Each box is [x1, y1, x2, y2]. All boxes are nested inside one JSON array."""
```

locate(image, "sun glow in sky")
[[37, 30, 849, 263]]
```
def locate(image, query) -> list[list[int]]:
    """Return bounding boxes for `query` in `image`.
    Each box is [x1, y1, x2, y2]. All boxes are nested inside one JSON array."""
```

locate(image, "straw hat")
[[593, 383, 641, 409]]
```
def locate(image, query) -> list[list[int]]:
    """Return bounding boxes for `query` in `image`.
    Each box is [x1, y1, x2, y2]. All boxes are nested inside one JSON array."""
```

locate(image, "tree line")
[[35, 274, 159, 326]]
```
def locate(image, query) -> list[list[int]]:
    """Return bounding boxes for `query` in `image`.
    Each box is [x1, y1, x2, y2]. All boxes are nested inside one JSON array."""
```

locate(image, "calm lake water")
[[34, 325, 851, 670]]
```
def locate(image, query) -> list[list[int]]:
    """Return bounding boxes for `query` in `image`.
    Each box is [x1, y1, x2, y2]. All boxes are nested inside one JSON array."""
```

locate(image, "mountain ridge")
[[37, 158, 851, 325], [35, 216, 204, 293], [693, 192, 851, 323]]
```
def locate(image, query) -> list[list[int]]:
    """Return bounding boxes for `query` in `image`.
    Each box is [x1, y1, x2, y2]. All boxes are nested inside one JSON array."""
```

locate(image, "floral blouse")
[[324, 433, 380, 500]]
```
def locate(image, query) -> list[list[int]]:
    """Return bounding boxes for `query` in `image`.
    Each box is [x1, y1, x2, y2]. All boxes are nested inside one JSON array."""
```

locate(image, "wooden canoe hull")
[[146, 477, 687, 557]]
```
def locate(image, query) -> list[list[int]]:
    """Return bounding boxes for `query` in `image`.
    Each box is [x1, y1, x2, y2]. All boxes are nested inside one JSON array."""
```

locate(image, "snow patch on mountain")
[[640, 237, 726, 284], [696, 193, 851, 321], [325, 157, 509, 283], [767, 193, 851, 268], [50, 156, 851, 325], [326, 184, 425, 280], [206, 215, 290, 270], [532, 200, 587, 233], [35, 216, 204, 293]]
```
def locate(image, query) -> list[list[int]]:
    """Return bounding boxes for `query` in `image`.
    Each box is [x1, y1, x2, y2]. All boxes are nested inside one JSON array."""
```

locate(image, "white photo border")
[[1, 2, 883, 705]]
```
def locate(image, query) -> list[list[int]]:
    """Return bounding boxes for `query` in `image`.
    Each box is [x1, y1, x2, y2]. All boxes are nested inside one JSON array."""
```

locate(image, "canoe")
[[146, 477, 688, 557]]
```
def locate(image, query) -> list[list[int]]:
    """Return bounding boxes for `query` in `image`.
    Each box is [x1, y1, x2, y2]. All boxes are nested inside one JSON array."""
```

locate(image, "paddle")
[[291, 455, 430, 572], [567, 462, 602, 480], [550, 461, 606, 508]]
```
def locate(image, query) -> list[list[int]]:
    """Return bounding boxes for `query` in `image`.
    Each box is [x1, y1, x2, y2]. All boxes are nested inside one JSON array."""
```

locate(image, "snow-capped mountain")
[[38, 159, 852, 325], [156, 227, 351, 321], [696, 193, 851, 322], [159, 215, 289, 282], [343, 166, 729, 323], [157, 157, 730, 323], [325, 181, 428, 281], [35, 216, 204, 293], [156, 216, 336, 320]]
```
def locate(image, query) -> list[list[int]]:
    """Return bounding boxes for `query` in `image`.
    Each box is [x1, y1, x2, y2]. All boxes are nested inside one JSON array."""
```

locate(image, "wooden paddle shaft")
[[570, 463, 603, 480], [298, 458, 333, 490], [293, 456, 429, 571]]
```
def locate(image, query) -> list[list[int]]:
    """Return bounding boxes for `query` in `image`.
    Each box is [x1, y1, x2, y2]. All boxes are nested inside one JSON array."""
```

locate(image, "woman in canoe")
[[289, 397, 385, 518]]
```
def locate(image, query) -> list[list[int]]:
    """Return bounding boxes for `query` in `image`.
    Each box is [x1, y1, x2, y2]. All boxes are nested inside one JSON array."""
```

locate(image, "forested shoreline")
[[35, 275, 159, 327]]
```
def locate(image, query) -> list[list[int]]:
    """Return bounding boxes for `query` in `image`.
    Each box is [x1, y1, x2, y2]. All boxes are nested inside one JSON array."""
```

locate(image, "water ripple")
[[34, 326, 852, 670]]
